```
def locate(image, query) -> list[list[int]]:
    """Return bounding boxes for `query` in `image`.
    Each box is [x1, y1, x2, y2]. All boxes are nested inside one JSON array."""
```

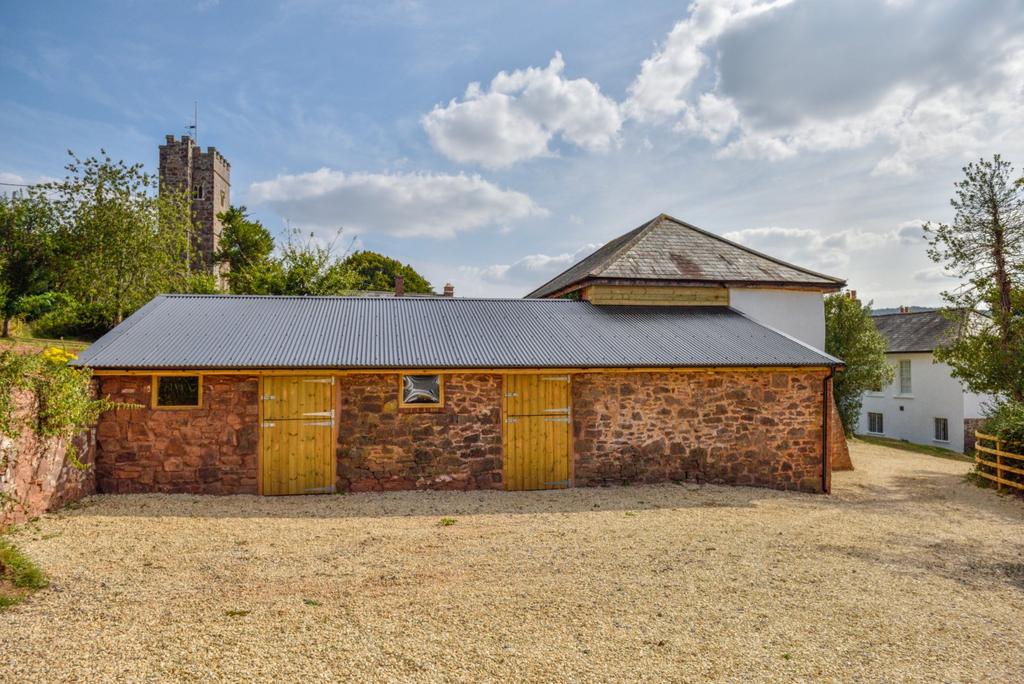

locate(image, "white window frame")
[[867, 412, 884, 435], [934, 417, 949, 443], [898, 360, 912, 395]]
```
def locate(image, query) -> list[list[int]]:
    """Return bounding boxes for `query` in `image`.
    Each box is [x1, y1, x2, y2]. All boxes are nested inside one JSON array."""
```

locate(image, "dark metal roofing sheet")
[[73, 295, 842, 370], [527, 214, 846, 298]]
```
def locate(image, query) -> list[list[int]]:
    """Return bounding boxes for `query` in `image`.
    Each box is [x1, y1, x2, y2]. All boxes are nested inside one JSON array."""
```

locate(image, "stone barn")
[[75, 214, 847, 495]]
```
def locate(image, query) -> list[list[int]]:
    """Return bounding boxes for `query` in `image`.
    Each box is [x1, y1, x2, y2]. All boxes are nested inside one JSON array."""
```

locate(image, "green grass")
[[0, 335, 92, 352], [437, 517, 457, 527], [853, 434, 974, 462], [0, 537, 48, 610]]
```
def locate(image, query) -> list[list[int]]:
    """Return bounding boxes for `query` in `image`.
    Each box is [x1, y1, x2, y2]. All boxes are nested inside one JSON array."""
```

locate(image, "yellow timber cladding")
[[582, 284, 730, 306]]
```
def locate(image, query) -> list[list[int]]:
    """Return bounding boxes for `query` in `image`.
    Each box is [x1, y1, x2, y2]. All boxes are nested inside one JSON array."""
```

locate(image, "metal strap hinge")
[[262, 421, 276, 428], [542, 376, 570, 382], [544, 417, 571, 423], [505, 392, 518, 397], [261, 395, 276, 401], [303, 410, 335, 418], [304, 378, 335, 384], [303, 420, 333, 427], [506, 417, 518, 424]]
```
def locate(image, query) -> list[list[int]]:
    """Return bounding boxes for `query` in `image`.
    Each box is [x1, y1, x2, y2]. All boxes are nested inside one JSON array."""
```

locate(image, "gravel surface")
[[2, 440, 1022, 683]]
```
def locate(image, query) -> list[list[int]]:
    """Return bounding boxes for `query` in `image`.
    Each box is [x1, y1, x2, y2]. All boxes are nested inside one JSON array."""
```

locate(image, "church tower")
[[158, 134, 231, 275]]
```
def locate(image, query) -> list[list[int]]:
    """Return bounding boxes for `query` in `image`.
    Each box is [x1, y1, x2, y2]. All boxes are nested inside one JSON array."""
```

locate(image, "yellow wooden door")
[[260, 376, 335, 495], [503, 375, 571, 490]]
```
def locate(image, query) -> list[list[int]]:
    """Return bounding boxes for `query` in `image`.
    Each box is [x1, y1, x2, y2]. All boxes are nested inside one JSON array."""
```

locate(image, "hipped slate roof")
[[526, 214, 845, 298], [872, 310, 960, 353], [73, 295, 841, 370]]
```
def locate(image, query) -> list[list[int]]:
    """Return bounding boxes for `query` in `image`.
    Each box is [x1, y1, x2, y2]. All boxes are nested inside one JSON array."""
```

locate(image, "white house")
[[857, 309, 991, 453]]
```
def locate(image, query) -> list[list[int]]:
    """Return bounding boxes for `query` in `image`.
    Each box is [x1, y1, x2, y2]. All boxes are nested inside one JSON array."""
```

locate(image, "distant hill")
[[871, 306, 936, 316]]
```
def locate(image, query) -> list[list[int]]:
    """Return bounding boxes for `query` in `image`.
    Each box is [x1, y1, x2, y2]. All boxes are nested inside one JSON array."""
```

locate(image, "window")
[[192, 184, 205, 200], [153, 375, 201, 408], [399, 374, 443, 407], [220, 189, 226, 207], [934, 417, 949, 442], [868, 412, 884, 434], [898, 360, 912, 394]]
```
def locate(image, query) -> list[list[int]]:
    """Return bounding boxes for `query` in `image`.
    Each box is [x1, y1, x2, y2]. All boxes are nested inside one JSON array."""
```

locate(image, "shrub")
[[15, 291, 77, 322], [980, 400, 1024, 445]]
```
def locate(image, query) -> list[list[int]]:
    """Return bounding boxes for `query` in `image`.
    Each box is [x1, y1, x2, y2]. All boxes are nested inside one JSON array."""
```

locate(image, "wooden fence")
[[974, 431, 1024, 492]]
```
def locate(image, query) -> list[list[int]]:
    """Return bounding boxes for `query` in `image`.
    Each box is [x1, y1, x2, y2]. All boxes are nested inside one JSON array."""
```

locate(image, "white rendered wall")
[[729, 288, 826, 350], [857, 352, 969, 452]]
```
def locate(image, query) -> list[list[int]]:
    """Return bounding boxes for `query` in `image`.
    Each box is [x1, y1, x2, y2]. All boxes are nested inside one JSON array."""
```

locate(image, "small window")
[[898, 360, 912, 394], [220, 189, 226, 207], [868, 412, 884, 434], [934, 417, 949, 442], [192, 184, 205, 200], [399, 374, 443, 407], [153, 375, 201, 408]]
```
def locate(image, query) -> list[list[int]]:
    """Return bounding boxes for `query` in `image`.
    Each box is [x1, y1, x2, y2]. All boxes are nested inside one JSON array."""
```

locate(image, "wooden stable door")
[[260, 376, 336, 495], [503, 374, 572, 490]]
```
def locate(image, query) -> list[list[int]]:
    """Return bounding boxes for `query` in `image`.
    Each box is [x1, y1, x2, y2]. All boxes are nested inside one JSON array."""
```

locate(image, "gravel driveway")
[[2, 440, 1022, 683]]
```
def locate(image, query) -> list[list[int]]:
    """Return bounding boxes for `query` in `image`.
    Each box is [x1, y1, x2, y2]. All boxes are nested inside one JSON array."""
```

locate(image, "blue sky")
[[3, 0, 1023, 304]]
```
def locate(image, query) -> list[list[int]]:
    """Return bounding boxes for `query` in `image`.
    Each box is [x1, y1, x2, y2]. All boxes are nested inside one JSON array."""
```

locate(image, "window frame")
[[151, 374, 203, 409], [867, 412, 884, 435], [898, 359, 912, 395], [398, 373, 445, 408], [934, 417, 949, 443]]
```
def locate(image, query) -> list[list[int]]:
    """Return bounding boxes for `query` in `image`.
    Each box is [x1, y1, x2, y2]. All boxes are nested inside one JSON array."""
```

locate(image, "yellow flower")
[[42, 347, 77, 364]]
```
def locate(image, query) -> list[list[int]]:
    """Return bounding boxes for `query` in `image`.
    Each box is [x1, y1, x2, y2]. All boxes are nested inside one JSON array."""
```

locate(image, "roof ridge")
[[157, 293, 584, 303], [589, 214, 663, 278]]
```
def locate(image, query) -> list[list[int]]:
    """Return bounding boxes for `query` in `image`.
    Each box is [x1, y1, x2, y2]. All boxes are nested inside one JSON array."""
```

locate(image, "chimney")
[[443, 282, 454, 297], [394, 276, 405, 297]]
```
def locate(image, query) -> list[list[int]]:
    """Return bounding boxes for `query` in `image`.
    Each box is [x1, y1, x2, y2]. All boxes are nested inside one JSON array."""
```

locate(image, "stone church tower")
[[158, 135, 231, 275]]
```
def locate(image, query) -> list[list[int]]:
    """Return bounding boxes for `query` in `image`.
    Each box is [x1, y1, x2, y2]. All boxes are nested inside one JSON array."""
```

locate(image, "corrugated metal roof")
[[73, 295, 842, 370], [527, 214, 846, 298], [872, 310, 960, 353]]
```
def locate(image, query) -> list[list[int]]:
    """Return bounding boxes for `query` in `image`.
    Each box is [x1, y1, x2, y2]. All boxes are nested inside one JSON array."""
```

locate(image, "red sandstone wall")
[[95, 375, 259, 494], [572, 370, 829, 493], [337, 373, 503, 491], [1, 389, 96, 527]]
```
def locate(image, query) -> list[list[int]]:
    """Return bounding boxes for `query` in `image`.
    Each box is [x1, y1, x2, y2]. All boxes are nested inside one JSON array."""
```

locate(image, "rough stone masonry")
[[92, 369, 835, 496]]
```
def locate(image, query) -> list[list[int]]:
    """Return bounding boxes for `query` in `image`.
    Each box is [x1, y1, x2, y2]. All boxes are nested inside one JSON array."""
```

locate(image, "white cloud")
[[625, 0, 1024, 175], [455, 243, 601, 297], [625, 0, 793, 121], [422, 52, 621, 168], [249, 168, 546, 239], [724, 225, 902, 273], [896, 220, 925, 245]]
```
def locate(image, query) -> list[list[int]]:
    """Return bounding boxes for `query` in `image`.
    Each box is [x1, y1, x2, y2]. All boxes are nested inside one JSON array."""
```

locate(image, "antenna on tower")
[[185, 101, 198, 146]]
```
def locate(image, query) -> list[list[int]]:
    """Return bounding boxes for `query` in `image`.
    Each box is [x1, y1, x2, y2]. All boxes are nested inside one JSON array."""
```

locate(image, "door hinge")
[[304, 377, 335, 384], [506, 417, 519, 424], [262, 421, 276, 428], [542, 376, 570, 382], [303, 410, 335, 418], [544, 416, 571, 423], [505, 392, 518, 397], [261, 395, 276, 401], [543, 408, 570, 414], [303, 420, 333, 427]]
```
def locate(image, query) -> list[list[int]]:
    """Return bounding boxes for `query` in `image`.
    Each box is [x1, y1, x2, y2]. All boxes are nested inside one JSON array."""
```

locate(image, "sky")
[[2, 0, 1023, 305]]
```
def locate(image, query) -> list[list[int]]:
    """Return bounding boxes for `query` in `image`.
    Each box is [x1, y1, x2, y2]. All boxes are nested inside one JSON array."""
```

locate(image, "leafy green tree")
[[924, 155, 1024, 401], [341, 250, 434, 293], [226, 230, 355, 296], [45, 151, 202, 327], [215, 206, 275, 293], [0, 191, 58, 337], [825, 292, 895, 435]]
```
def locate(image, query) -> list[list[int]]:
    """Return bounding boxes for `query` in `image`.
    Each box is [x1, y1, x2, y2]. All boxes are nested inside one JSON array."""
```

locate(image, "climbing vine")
[[0, 348, 124, 468]]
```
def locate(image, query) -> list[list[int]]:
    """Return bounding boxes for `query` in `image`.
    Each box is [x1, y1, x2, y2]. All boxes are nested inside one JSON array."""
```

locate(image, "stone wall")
[[963, 418, 984, 453], [572, 370, 830, 493], [95, 375, 258, 494], [0, 389, 96, 527], [829, 393, 853, 471], [337, 373, 503, 491]]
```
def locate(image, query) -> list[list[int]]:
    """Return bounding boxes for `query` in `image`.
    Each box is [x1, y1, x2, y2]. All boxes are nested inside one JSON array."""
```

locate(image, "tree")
[[215, 206, 274, 275], [341, 250, 434, 293], [225, 229, 355, 296], [45, 151, 205, 327], [825, 292, 895, 435], [0, 191, 58, 336], [924, 155, 1024, 401]]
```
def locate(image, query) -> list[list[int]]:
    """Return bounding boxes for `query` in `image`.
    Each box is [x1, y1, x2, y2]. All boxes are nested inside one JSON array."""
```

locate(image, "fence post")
[[996, 437, 1003, 491]]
